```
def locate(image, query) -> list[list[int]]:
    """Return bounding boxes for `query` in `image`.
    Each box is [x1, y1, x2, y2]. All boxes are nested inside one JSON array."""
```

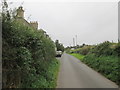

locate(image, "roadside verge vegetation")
[[68, 41, 120, 86], [2, 1, 60, 88], [70, 53, 85, 60]]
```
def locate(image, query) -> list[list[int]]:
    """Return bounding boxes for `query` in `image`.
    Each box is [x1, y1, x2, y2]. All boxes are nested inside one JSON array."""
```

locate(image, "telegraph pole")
[[76, 35, 77, 46], [73, 38, 75, 47]]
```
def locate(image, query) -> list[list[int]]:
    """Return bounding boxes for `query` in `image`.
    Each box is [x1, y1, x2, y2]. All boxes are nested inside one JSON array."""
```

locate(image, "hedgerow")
[[2, 4, 59, 88], [69, 41, 120, 85], [83, 54, 119, 85]]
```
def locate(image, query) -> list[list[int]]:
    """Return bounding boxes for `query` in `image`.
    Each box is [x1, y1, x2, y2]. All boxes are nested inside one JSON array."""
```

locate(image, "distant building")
[[15, 6, 52, 40], [15, 6, 38, 30]]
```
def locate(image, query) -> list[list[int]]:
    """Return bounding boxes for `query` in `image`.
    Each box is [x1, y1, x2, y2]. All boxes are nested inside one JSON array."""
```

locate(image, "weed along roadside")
[[44, 59, 60, 88], [68, 41, 120, 86]]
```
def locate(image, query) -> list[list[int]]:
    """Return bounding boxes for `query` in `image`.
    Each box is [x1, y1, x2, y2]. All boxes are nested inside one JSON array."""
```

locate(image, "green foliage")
[[113, 42, 120, 56], [68, 45, 92, 55], [55, 40, 64, 52], [70, 53, 85, 60], [78, 46, 92, 55], [27, 59, 60, 88], [83, 54, 119, 85], [89, 41, 115, 56], [2, 4, 59, 88], [16, 47, 32, 70], [69, 41, 120, 85]]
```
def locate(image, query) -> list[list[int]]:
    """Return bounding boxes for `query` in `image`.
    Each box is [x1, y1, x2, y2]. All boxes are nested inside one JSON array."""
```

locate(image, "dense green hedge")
[[68, 41, 119, 56], [89, 41, 119, 56], [69, 41, 120, 85], [83, 54, 119, 85], [82, 42, 120, 85], [2, 13, 59, 88]]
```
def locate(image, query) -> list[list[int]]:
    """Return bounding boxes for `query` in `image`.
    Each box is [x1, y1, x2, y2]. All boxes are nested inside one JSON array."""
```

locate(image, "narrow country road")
[[57, 53, 119, 88]]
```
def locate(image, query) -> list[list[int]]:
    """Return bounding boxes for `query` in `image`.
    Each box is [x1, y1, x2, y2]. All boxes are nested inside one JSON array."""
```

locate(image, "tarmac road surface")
[[57, 53, 119, 88]]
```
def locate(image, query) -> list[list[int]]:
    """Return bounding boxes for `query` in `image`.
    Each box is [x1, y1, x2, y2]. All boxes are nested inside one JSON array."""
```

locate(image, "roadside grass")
[[33, 59, 60, 88], [47, 59, 60, 88], [70, 53, 85, 60]]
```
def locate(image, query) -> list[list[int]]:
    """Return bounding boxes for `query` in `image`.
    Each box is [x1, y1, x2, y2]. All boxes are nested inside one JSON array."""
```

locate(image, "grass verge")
[[70, 53, 85, 60], [31, 59, 60, 88], [47, 59, 60, 88]]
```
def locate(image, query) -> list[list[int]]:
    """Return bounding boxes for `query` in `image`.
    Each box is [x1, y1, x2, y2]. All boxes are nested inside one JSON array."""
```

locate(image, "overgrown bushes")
[[82, 42, 120, 85], [83, 54, 119, 84], [69, 41, 120, 85], [2, 6, 59, 88], [89, 41, 118, 56]]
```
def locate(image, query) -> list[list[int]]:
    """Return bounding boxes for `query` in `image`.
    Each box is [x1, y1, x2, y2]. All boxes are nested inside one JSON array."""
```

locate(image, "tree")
[[55, 40, 64, 52]]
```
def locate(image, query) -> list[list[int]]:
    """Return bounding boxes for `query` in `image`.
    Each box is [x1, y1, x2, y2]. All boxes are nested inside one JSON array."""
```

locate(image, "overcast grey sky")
[[8, 0, 118, 47]]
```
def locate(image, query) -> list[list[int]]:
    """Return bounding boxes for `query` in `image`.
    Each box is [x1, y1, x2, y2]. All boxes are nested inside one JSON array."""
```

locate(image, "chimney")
[[16, 6, 24, 18], [30, 21, 38, 30]]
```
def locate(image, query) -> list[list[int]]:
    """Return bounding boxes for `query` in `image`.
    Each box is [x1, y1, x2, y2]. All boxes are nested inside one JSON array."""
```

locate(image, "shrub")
[[89, 41, 114, 56], [2, 15, 57, 88], [113, 42, 120, 56], [83, 54, 119, 85]]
